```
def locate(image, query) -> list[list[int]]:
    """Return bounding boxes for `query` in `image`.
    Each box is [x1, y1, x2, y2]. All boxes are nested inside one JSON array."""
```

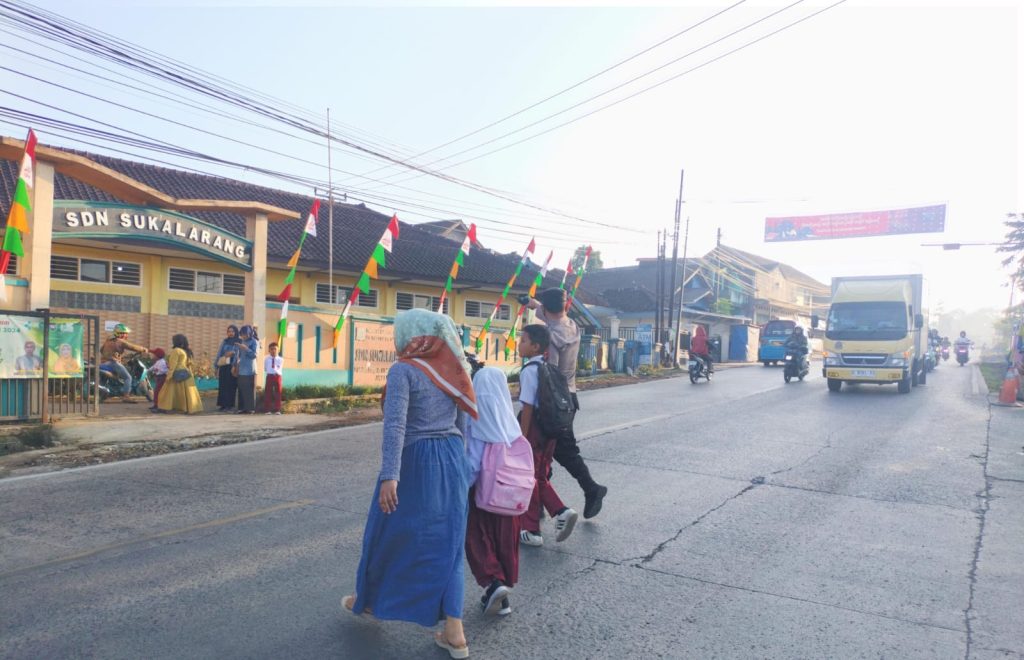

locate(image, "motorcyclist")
[[100, 324, 152, 402], [954, 331, 973, 363], [785, 326, 809, 366], [690, 325, 713, 373]]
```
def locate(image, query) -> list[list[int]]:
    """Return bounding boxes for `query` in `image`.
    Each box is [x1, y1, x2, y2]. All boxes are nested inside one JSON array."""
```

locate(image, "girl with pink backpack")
[[464, 366, 536, 617]]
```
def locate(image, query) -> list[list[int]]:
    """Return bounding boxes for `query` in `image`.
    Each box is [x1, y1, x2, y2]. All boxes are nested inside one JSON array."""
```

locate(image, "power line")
[[0, 0, 631, 232], [391, 0, 848, 177], [345, 0, 748, 183]]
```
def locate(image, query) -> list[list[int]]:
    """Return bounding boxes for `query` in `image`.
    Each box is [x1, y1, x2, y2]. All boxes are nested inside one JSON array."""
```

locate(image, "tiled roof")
[[0, 145, 564, 289], [576, 260, 709, 313]]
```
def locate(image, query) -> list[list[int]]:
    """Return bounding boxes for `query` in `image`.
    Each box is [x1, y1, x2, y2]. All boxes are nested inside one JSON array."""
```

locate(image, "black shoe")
[[482, 581, 510, 615], [497, 597, 512, 616], [583, 485, 608, 519]]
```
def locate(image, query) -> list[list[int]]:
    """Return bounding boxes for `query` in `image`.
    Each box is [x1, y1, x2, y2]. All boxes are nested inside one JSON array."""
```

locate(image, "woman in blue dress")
[[343, 309, 478, 659]]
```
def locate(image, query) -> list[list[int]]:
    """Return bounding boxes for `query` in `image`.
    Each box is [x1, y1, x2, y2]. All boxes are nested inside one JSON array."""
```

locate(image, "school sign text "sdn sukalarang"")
[[53, 202, 254, 269]]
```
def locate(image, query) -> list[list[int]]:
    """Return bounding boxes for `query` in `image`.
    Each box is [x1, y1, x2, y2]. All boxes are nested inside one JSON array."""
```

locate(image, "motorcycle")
[[941, 346, 950, 362], [783, 348, 809, 383], [94, 352, 155, 401], [955, 345, 969, 366], [688, 355, 711, 384]]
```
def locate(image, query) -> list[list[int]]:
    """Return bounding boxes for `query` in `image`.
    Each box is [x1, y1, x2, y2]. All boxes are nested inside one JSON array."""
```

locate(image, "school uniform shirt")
[[517, 355, 545, 408], [264, 355, 283, 375], [151, 358, 168, 376]]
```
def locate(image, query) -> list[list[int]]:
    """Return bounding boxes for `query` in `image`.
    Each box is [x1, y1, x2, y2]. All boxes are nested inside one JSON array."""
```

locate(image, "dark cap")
[[539, 287, 566, 313]]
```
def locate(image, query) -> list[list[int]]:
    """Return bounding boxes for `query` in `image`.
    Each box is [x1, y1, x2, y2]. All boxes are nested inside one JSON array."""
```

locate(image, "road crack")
[[626, 481, 760, 566], [769, 432, 833, 476], [963, 404, 994, 660]]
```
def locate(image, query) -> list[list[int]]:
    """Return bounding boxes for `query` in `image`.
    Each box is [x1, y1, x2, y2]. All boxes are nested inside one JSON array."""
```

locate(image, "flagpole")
[[327, 107, 334, 302]]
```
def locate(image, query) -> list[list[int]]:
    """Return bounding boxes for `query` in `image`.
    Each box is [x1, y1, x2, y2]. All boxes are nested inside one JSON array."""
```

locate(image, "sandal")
[[434, 632, 469, 659]]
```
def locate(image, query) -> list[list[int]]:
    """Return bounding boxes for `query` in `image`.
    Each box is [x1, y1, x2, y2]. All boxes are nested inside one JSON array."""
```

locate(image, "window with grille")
[[50, 255, 140, 286], [111, 262, 141, 286], [396, 292, 448, 314], [316, 283, 378, 308], [6, 254, 17, 274], [167, 268, 245, 297], [465, 299, 509, 319]]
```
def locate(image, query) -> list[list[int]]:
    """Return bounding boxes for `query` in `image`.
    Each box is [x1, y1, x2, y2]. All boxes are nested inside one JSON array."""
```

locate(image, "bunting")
[[559, 259, 574, 290], [276, 199, 320, 343], [437, 223, 477, 312], [565, 245, 592, 311], [505, 250, 553, 357], [474, 238, 535, 353], [1, 129, 37, 275], [333, 215, 400, 347]]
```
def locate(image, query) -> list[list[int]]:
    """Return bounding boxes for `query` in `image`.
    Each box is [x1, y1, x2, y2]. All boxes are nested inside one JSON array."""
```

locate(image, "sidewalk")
[[0, 363, 756, 479]]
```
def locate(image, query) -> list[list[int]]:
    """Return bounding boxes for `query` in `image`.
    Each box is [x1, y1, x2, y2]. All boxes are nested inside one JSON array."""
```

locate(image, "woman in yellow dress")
[[156, 334, 202, 414]]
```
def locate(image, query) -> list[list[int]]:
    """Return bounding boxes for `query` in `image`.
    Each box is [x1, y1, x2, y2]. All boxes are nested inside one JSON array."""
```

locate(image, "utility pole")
[[676, 215, 691, 362], [327, 108, 335, 301], [655, 230, 663, 355], [666, 169, 683, 363]]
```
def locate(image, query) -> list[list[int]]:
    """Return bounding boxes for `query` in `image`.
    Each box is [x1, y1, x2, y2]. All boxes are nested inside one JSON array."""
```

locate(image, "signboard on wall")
[[352, 321, 396, 388], [53, 201, 254, 269], [764, 204, 946, 242]]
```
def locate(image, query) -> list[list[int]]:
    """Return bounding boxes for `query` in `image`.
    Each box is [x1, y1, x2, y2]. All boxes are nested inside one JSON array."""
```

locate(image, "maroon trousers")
[[263, 374, 282, 412], [522, 421, 566, 534], [465, 491, 521, 588]]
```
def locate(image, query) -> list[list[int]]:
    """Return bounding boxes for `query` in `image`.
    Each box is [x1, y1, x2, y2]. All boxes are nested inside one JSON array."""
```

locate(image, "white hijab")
[[467, 367, 520, 446]]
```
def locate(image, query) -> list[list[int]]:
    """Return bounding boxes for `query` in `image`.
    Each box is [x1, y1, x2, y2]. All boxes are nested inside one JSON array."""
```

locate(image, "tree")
[[998, 212, 1024, 290], [571, 245, 603, 274]]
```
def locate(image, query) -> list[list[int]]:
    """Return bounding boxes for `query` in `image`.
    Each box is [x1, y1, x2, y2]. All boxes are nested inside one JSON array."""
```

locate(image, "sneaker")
[[482, 582, 510, 616], [274, 411, 282, 415], [497, 597, 512, 616], [265, 411, 273, 415], [519, 530, 543, 547], [554, 508, 578, 542], [583, 485, 608, 519]]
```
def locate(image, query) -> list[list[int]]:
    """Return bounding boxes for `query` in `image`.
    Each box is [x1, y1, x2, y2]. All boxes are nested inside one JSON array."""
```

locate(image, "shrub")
[[637, 364, 656, 377]]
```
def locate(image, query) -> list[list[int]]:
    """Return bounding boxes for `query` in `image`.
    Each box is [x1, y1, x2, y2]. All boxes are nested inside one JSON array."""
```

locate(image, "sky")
[[1, 0, 1020, 314]]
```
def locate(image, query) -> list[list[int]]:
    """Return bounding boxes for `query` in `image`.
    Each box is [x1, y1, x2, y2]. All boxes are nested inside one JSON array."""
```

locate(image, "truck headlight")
[[890, 354, 907, 367], [824, 356, 840, 366]]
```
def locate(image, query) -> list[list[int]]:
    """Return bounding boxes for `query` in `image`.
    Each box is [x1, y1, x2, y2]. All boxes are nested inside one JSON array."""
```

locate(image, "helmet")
[[114, 323, 131, 334], [794, 326, 804, 334]]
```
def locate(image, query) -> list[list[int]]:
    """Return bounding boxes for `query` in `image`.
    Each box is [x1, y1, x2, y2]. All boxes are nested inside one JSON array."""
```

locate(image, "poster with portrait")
[[0, 314, 45, 379], [48, 317, 84, 378]]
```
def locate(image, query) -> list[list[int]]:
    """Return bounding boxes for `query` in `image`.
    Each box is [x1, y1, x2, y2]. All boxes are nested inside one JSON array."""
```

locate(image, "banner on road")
[[764, 204, 946, 242]]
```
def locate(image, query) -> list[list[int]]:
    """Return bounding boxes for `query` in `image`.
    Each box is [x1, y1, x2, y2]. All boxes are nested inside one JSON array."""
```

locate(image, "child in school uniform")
[[149, 348, 167, 412], [465, 366, 524, 617], [517, 324, 578, 547], [263, 342, 283, 414]]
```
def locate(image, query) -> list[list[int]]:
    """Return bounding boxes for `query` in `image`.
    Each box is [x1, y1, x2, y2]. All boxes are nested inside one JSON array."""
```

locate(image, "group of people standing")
[[212, 324, 284, 415], [343, 288, 607, 659]]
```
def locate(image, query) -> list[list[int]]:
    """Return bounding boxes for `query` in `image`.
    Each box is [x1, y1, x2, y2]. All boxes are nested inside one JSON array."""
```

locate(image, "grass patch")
[[978, 362, 1007, 393], [282, 384, 382, 400]]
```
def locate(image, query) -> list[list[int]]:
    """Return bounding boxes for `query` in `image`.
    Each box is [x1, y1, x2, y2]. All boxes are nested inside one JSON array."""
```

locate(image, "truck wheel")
[[827, 378, 842, 392], [918, 368, 927, 385], [763, 361, 770, 367], [898, 376, 912, 394]]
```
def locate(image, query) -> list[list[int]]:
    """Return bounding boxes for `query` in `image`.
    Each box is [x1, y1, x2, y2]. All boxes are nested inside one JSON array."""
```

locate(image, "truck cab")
[[814, 275, 926, 394]]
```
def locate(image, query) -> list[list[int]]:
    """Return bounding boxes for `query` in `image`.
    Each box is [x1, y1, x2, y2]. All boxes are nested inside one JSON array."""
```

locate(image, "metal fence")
[[0, 309, 99, 423]]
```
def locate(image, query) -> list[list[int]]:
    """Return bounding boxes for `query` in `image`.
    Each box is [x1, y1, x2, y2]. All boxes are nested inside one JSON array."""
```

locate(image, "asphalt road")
[[1, 361, 1020, 659]]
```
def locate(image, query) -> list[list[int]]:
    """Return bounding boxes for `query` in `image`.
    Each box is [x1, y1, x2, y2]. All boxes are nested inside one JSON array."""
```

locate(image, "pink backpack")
[[474, 435, 536, 516]]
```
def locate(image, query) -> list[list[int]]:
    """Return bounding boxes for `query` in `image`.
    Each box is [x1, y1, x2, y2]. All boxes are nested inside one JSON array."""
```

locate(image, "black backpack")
[[522, 361, 575, 438]]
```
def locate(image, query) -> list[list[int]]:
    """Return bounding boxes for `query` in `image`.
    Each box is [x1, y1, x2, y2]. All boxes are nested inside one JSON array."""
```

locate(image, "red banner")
[[764, 204, 945, 242]]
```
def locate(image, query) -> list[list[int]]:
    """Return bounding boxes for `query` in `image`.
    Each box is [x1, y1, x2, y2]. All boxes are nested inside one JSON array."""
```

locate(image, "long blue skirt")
[[353, 435, 469, 626]]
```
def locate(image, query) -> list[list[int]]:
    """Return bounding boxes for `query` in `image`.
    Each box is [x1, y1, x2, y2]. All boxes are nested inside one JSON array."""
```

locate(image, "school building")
[[0, 135, 588, 388]]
